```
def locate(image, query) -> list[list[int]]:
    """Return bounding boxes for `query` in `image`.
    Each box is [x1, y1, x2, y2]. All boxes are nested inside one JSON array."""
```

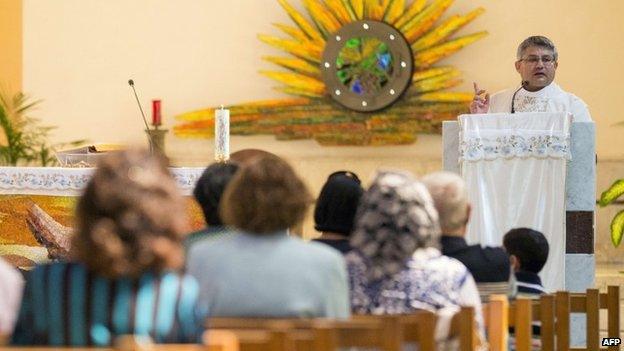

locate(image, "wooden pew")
[[567, 286, 621, 351], [209, 307, 477, 351], [208, 317, 394, 351], [484, 294, 556, 351], [484, 286, 621, 351], [0, 331, 240, 351]]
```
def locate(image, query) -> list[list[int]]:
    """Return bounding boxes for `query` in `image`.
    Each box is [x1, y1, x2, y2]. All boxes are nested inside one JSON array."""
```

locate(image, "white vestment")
[[488, 82, 592, 122]]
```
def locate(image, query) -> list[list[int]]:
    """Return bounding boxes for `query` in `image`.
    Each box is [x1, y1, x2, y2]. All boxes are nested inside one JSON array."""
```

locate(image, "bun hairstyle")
[[71, 149, 189, 278]]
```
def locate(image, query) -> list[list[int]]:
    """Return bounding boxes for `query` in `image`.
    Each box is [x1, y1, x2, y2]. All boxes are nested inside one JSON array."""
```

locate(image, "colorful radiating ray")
[[175, 0, 487, 145], [258, 0, 486, 98]]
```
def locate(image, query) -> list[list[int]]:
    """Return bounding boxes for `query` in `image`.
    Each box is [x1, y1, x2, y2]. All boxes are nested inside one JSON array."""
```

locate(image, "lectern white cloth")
[[459, 112, 571, 292]]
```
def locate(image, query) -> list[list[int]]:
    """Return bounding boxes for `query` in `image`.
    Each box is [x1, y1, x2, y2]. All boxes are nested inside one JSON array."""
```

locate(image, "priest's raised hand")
[[470, 82, 490, 114]]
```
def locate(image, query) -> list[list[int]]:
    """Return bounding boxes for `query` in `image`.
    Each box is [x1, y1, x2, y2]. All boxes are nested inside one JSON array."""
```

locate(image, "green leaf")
[[599, 179, 624, 207], [610, 210, 624, 247]]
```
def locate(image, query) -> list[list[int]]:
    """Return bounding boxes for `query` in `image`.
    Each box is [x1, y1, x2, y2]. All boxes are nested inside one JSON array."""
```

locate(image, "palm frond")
[[260, 71, 326, 95], [410, 70, 462, 93], [393, 0, 426, 28], [412, 7, 485, 51], [277, 0, 323, 42], [401, 0, 455, 43], [350, 0, 364, 19], [303, 0, 342, 37], [263, 56, 321, 77], [274, 86, 325, 98], [339, 0, 358, 21], [258, 35, 323, 63], [272, 23, 314, 44], [416, 91, 473, 102], [324, 0, 353, 24], [414, 31, 487, 68], [364, 0, 385, 20], [412, 66, 459, 81], [383, 0, 405, 24]]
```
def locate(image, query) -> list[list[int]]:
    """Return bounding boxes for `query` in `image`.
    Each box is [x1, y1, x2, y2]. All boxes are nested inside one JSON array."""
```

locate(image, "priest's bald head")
[[514, 36, 559, 92]]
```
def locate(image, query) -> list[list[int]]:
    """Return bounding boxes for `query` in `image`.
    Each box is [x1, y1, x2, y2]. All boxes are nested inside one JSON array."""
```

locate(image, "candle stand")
[[146, 127, 168, 155]]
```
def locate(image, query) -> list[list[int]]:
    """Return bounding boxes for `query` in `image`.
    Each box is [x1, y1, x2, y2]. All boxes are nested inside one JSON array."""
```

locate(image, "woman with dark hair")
[[185, 161, 240, 249], [12, 149, 205, 346], [346, 171, 483, 345], [187, 154, 350, 318], [312, 171, 363, 254]]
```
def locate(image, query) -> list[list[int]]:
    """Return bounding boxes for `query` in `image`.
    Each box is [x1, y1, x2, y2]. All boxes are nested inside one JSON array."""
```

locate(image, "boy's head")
[[503, 227, 549, 273]]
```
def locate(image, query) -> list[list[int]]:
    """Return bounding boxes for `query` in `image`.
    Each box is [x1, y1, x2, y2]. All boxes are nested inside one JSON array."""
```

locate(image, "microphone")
[[510, 81, 528, 114], [127, 79, 158, 153]]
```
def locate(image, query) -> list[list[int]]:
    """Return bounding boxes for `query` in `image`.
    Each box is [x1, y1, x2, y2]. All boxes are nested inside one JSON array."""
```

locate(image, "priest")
[[471, 35, 592, 122]]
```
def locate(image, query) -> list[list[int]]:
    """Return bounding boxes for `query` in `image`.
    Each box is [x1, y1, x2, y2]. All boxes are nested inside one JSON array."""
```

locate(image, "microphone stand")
[[128, 79, 159, 154], [510, 81, 529, 114]]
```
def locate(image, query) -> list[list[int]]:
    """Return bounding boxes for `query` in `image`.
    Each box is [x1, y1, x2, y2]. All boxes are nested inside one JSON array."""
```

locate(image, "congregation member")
[[422, 171, 512, 299], [230, 148, 277, 165], [187, 154, 350, 318], [0, 258, 23, 344], [503, 228, 549, 297], [346, 171, 483, 343], [185, 161, 239, 248], [312, 171, 363, 254], [471, 35, 592, 122], [12, 149, 205, 346]]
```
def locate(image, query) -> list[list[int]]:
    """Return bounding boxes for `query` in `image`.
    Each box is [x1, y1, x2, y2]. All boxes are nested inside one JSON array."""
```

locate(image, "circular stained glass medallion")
[[321, 20, 413, 112]]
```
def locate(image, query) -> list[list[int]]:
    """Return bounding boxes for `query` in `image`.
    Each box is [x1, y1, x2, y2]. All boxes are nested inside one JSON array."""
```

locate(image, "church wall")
[[10, 0, 624, 259], [0, 0, 22, 93]]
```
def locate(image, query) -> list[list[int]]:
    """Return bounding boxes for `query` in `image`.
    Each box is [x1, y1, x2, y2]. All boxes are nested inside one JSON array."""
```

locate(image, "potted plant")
[[0, 90, 83, 166], [599, 180, 624, 247]]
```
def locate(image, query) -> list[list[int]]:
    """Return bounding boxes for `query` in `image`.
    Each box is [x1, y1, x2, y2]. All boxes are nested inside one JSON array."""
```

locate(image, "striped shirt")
[[11, 262, 205, 346], [515, 271, 547, 297]]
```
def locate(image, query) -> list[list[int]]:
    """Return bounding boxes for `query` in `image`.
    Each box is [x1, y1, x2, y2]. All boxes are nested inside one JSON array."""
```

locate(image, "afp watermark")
[[602, 338, 621, 346]]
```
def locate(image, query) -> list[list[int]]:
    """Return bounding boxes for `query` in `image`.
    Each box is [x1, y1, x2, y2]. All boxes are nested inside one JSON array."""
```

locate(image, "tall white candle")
[[215, 105, 230, 162]]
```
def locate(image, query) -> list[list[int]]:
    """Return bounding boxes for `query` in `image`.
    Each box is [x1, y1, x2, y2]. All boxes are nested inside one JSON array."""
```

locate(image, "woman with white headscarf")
[[345, 171, 483, 345]]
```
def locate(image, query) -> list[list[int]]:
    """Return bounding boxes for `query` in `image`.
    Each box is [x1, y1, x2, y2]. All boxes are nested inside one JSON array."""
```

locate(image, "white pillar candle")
[[215, 106, 230, 162]]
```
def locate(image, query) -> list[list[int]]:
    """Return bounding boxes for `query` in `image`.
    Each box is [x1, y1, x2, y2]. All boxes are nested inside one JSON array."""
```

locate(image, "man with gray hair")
[[470, 35, 592, 122], [422, 172, 511, 291]]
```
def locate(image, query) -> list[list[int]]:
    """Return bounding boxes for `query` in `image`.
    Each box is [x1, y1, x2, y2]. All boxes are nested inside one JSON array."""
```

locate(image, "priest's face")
[[515, 45, 558, 92]]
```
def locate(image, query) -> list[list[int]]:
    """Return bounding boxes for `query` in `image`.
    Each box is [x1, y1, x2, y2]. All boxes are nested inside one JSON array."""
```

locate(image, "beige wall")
[[21, 0, 624, 157], [19, 1, 624, 247], [0, 0, 22, 93]]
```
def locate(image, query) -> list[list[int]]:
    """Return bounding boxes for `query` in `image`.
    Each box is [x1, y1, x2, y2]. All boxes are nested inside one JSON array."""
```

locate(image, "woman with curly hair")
[[12, 149, 205, 346], [346, 171, 483, 346]]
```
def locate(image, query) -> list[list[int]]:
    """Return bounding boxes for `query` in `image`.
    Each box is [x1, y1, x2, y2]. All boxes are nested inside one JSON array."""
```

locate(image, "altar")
[[0, 166, 206, 268]]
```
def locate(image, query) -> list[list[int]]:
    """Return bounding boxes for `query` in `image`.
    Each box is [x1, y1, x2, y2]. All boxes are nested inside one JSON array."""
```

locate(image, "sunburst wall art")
[[174, 0, 487, 146]]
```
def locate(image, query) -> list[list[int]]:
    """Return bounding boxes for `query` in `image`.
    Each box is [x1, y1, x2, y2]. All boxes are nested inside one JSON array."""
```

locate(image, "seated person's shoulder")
[[419, 253, 471, 278], [480, 245, 510, 265], [302, 239, 347, 265], [186, 233, 236, 261], [449, 244, 509, 282]]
